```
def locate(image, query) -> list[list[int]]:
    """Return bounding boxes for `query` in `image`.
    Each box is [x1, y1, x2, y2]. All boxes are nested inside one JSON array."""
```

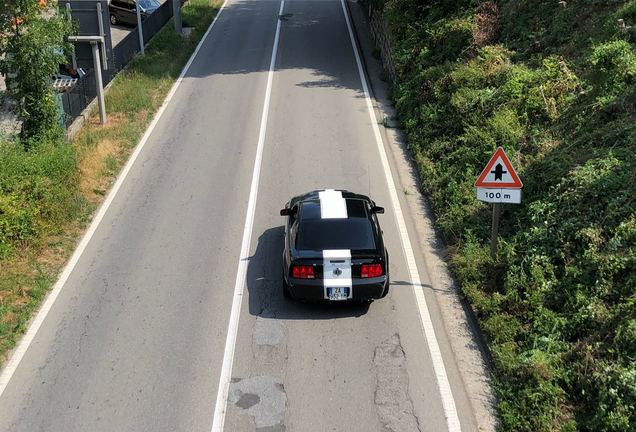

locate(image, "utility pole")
[[68, 36, 107, 124], [172, 0, 182, 35], [136, 0, 145, 55], [90, 40, 107, 124]]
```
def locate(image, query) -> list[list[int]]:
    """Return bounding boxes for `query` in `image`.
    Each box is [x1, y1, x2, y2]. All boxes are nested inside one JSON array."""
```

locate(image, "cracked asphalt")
[[0, 0, 486, 431]]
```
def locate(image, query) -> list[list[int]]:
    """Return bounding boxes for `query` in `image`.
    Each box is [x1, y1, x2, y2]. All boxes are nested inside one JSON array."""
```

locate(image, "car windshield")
[[296, 218, 376, 251], [139, 0, 160, 11]]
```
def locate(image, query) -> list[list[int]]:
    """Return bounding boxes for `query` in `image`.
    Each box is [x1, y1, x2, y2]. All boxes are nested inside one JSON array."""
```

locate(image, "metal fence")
[[112, 29, 141, 74], [61, 0, 174, 126], [61, 70, 96, 126], [142, 1, 173, 43], [111, 1, 173, 72]]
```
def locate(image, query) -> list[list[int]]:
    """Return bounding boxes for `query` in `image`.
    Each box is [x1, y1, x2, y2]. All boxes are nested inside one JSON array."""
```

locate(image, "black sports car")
[[280, 190, 389, 302]]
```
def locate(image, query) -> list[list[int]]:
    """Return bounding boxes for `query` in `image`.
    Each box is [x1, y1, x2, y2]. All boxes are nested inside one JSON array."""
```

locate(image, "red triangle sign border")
[[474, 147, 523, 189]]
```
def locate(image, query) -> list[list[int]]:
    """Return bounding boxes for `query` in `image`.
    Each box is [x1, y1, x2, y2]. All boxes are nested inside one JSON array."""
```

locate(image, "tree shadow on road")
[[183, 0, 366, 95], [246, 226, 370, 320]]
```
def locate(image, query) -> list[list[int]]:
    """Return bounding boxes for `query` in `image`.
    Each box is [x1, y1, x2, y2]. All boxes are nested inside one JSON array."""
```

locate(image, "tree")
[[0, 0, 73, 140]]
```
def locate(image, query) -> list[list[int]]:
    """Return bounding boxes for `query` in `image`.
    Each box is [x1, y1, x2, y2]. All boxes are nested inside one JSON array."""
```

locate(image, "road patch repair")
[[374, 334, 421, 431], [254, 310, 284, 347], [229, 376, 287, 431]]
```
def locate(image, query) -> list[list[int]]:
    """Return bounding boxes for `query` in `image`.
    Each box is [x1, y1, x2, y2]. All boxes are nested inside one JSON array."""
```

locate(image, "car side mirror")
[[280, 207, 296, 216], [372, 206, 384, 214]]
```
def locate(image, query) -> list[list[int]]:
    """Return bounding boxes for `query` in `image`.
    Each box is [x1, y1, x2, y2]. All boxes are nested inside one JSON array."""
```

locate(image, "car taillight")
[[292, 265, 315, 279], [361, 263, 383, 278]]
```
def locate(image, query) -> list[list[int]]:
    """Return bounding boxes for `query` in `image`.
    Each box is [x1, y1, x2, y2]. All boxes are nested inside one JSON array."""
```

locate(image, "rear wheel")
[[282, 278, 292, 299], [380, 251, 390, 298], [110, 14, 117, 25], [380, 272, 390, 298]]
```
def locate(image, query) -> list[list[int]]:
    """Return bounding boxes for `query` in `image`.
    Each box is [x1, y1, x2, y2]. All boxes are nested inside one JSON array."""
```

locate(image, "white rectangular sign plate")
[[476, 188, 521, 204]]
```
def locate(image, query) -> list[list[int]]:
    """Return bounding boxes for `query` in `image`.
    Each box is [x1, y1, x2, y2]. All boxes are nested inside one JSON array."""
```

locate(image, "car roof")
[[288, 190, 381, 253], [299, 198, 368, 220]]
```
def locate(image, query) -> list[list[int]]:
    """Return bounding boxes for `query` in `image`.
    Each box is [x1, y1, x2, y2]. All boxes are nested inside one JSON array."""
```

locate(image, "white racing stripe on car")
[[322, 249, 352, 299], [318, 189, 348, 219]]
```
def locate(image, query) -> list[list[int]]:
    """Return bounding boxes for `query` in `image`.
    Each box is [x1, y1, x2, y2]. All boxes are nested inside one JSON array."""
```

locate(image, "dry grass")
[[78, 138, 122, 203], [474, 2, 501, 48]]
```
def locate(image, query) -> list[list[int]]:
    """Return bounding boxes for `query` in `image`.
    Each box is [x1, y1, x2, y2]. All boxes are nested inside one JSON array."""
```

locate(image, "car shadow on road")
[[246, 226, 370, 320], [181, 0, 366, 96]]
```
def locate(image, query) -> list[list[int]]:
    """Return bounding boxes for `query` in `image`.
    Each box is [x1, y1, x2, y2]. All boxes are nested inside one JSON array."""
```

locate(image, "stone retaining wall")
[[365, 3, 396, 82]]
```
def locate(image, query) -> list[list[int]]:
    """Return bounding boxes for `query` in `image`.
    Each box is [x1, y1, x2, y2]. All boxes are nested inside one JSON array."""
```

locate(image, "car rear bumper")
[[287, 276, 387, 301]]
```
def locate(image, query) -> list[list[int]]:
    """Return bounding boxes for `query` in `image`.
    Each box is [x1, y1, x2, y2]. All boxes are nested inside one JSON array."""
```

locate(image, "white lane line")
[[0, 0, 230, 398], [209, 1, 284, 431], [339, 1, 462, 431]]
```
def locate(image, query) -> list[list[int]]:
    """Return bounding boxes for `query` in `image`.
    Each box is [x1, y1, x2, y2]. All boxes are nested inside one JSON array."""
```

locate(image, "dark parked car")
[[109, 0, 161, 26], [280, 190, 389, 302]]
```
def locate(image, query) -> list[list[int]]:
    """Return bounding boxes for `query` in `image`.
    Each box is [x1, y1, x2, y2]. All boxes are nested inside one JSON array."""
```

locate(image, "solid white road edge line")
[[0, 0, 229, 398], [209, 1, 284, 431], [339, 0, 462, 431]]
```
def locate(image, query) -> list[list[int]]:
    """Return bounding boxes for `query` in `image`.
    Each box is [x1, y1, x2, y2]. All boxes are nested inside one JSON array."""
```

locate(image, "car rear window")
[[296, 218, 376, 251]]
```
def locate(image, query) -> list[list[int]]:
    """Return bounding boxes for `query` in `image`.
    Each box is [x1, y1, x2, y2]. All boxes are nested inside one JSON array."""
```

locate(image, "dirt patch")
[[136, 109, 150, 124], [87, 112, 127, 129], [474, 2, 501, 48], [78, 138, 122, 204], [1, 312, 16, 325], [10, 295, 28, 309], [37, 236, 77, 271]]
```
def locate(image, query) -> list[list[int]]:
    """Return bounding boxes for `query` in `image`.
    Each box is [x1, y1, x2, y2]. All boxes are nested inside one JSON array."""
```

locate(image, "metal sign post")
[[475, 147, 523, 259], [490, 203, 501, 258], [136, 1, 145, 55]]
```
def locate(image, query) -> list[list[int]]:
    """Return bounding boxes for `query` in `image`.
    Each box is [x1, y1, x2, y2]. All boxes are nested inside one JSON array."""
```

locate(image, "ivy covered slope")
[[374, 0, 635, 431]]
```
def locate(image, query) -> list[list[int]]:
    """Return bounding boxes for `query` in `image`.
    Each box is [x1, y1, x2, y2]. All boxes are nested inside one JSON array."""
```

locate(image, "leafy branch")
[[0, 0, 74, 140]]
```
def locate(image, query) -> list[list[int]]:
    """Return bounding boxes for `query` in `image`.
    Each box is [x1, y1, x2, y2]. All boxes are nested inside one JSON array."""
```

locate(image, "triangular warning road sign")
[[474, 147, 523, 188]]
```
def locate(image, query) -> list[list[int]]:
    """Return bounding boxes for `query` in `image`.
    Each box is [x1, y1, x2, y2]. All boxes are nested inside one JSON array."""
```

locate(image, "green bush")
[[0, 139, 77, 259], [589, 40, 636, 106], [0, 1, 74, 139]]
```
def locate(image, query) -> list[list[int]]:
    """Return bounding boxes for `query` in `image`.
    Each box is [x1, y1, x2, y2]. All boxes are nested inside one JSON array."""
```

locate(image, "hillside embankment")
[[365, 1, 635, 430]]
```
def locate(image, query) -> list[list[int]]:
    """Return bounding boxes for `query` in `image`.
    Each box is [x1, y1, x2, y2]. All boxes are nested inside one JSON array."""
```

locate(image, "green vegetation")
[[0, 0, 74, 138], [0, 0, 222, 364], [368, 0, 636, 430]]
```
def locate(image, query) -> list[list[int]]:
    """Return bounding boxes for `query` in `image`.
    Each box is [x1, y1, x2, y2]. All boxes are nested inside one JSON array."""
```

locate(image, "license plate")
[[327, 287, 349, 301]]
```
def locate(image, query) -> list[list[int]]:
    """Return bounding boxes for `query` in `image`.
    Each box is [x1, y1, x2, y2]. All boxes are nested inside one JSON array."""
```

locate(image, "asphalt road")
[[0, 1, 482, 431], [110, 23, 132, 47]]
